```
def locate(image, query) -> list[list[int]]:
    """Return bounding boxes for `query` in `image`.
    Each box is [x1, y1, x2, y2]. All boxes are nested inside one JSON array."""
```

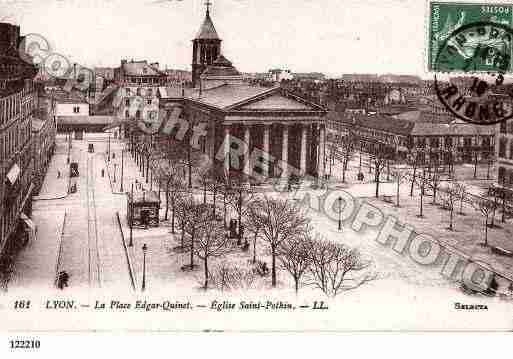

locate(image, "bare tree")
[[407, 149, 423, 197], [393, 168, 409, 207], [455, 182, 467, 215], [228, 172, 254, 235], [194, 214, 231, 290], [474, 198, 497, 247], [414, 168, 429, 218], [208, 263, 256, 291], [443, 183, 460, 231], [278, 229, 313, 293], [307, 238, 375, 297], [246, 195, 309, 287], [182, 201, 212, 270], [244, 200, 263, 264], [372, 145, 389, 198], [336, 134, 356, 183]]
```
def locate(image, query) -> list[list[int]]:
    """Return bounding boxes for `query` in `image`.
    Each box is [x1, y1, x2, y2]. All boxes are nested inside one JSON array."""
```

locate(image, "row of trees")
[[138, 137, 376, 296], [173, 193, 375, 296]]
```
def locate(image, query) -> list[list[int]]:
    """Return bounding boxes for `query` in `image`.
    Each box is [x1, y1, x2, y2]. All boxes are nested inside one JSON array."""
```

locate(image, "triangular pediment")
[[229, 89, 325, 112]]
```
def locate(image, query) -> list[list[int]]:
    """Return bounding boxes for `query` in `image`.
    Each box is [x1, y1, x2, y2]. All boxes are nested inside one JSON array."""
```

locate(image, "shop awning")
[[6, 163, 20, 185]]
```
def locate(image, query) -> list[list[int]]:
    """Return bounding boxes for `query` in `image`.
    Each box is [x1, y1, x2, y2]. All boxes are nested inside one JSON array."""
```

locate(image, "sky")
[[0, 0, 506, 78]]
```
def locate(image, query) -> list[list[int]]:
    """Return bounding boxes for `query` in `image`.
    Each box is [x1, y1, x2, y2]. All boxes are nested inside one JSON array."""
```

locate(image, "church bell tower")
[[192, 1, 222, 88]]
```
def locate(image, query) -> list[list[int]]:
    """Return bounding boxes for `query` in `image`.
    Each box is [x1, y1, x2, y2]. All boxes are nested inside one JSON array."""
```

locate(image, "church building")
[[150, 4, 328, 181]]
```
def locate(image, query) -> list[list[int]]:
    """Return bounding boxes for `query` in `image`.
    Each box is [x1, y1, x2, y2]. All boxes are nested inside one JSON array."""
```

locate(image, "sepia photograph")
[[0, 0, 513, 336]]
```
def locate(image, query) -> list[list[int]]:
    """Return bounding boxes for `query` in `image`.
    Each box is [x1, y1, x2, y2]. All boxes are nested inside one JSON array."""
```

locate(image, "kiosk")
[[127, 190, 160, 228]]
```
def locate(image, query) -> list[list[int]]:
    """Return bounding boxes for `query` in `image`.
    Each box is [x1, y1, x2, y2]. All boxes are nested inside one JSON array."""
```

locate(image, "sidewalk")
[[33, 152, 70, 201], [10, 210, 65, 291]]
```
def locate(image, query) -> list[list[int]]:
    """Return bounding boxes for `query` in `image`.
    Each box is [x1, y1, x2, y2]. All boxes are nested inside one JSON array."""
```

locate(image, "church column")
[[243, 125, 251, 177], [300, 124, 307, 176], [223, 125, 230, 178], [281, 124, 289, 178], [263, 124, 270, 178], [317, 123, 326, 178]]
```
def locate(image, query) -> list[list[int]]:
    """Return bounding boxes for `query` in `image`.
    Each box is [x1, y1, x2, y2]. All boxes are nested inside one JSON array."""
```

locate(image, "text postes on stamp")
[[429, 2, 513, 72]]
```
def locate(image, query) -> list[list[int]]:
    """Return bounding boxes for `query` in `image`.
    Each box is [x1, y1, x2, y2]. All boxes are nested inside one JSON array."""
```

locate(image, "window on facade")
[[136, 110, 141, 119], [73, 106, 80, 113], [125, 110, 129, 118], [126, 88, 131, 96], [500, 121, 507, 133], [463, 137, 472, 147], [137, 88, 142, 96], [499, 138, 507, 158], [147, 99, 152, 105], [430, 138, 439, 147], [125, 99, 130, 106], [445, 137, 452, 147], [147, 89, 152, 97], [417, 138, 426, 147]]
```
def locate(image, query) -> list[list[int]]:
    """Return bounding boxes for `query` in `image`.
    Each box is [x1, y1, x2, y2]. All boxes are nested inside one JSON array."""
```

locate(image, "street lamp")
[[338, 196, 342, 231], [142, 243, 148, 292]]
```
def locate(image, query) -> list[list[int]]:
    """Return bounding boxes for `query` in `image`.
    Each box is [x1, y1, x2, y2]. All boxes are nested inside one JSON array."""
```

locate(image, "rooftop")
[[121, 60, 165, 77]]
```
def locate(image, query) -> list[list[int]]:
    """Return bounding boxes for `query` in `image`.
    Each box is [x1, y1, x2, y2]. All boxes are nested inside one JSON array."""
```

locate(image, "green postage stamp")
[[428, 2, 513, 72]]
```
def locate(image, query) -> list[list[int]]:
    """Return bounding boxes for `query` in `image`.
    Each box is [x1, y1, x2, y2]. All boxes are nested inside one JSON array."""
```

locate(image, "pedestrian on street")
[[101, 168, 105, 177], [57, 170, 61, 179]]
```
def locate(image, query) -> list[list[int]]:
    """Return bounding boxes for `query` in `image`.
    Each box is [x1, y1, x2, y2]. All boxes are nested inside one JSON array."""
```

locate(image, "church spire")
[[195, 0, 220, 40], [192, 0, 222, 87], [205, 0, 212, 15]]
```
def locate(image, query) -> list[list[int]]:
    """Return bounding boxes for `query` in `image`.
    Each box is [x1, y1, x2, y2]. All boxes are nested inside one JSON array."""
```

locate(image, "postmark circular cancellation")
[[433, 21, 513, 125]]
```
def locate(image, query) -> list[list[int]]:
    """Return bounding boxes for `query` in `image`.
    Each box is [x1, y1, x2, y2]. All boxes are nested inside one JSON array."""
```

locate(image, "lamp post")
[[120, 149, 124, 192], [142, 243, 148, 292], [113, 163, 117, 183], [108, 133, 111, 162], [129, 183, 134, 247], [338, 196, 342, 231], [67, 132, 71, 164]]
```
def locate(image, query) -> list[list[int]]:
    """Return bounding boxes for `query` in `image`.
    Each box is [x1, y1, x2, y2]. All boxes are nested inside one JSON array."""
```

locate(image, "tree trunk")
[[212, 187, 217, 217], [190, 231, 195, 268], [253, 233, 257, 264], [188, 147, 192, 189], [375, 169, 380, 198], [165, 181, 170, 221], [171, 193, 175, 233], [203, 256, 208, 290], [449, 207, 453, 230], [238, 191, 243, 234], [420, 184, 424, 217], [271, 245, 277, 287], [396, 179, 400, 207], [484, 216, 489, 246], [180, 220, 185, 248], [294, 277, 299, 293], [342, 156, 347, 183], [410, 166, 417, 197]]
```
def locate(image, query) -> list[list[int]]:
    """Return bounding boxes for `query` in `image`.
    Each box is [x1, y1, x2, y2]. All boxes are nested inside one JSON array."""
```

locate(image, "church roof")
[[200, 54, 241, 77], [195, 10, 220, 40]]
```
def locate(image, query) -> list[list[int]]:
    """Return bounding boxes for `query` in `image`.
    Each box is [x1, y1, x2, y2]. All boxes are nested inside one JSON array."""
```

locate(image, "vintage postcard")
[[0, 0, 513, 334]]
